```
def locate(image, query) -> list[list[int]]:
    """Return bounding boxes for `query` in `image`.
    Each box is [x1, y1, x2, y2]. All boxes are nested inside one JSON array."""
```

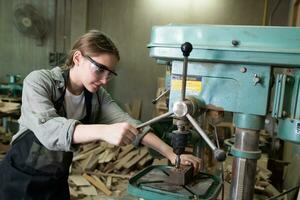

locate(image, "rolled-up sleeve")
[[96, 89, 153, 147], [18, 71, 80, 152], [97, 88, 140, 125]]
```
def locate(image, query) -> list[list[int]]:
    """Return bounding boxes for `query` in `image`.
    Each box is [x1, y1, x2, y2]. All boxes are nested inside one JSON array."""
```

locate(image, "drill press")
[[128, 25, 300, 200], [129, 42, 226, 199]]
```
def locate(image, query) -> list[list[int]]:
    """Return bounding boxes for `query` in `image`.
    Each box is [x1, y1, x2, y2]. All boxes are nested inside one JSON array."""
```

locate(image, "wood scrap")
[[114, 149, 139, 170], [73, 144, 106, 162], [81, 153, 98, 171], [85, 171, 131, 179], [265, 184, 280, 197], [98, 148, 117, 164], [79, 185, 98, 196], [0, 101, 20, 113], [69, 186, 79, 198], [118, 145, 135, 159], [69, 175, 91, 186], [69, 141, 154, 199], [106, 176, 112, 190], [82, 173, 112, 196], [123, 147, 148, 169], [138, 154, 153, 168]]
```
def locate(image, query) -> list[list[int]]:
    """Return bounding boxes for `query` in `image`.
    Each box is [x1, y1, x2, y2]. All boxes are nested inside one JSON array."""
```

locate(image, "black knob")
[[181, 42, 193, 57], [232, 40, 240, 47], [214, 149, 226, 162]]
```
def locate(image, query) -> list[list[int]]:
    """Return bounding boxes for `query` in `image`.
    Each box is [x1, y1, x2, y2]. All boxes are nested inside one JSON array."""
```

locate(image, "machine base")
[[128, 165, 222, 200]]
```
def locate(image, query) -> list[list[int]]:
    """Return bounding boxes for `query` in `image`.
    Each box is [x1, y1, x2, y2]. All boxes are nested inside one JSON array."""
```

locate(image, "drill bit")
[[175, 154, 181, 168]]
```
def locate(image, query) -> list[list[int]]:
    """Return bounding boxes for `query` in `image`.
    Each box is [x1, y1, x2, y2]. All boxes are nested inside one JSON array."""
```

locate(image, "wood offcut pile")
[[68, 142, 154, 199]]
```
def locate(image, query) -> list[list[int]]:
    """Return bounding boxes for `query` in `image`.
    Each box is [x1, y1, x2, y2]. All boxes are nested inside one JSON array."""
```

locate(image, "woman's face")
[[78, 53, 118, 93]]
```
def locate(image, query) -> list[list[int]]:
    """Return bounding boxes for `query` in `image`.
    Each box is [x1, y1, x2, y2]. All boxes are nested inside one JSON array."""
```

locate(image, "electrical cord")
[[266, 184, 300, 200]]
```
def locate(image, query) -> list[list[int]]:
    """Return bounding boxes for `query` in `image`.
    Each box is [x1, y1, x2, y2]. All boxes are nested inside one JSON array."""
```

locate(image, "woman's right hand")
[[103, 122, 138, 146], [73, 123, 138, 145]]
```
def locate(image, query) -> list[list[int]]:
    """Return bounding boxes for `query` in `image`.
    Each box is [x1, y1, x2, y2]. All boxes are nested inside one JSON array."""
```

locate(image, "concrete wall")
[[0, 0, 291, 120]]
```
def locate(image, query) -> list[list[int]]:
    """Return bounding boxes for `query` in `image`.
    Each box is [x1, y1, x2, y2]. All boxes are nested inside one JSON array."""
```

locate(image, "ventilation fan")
[[13, 3, 48, 45]]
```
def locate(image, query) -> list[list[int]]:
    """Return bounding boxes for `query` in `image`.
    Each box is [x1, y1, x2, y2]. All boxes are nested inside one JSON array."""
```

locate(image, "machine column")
[[230, 113, 264, 200]]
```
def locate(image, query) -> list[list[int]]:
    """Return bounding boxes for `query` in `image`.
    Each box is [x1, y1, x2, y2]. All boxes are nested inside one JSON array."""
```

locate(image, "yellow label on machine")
[[171, 79, 202, 93]]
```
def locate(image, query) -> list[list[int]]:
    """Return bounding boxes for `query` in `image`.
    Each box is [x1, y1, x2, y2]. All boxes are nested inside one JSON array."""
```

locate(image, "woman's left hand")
[[170, 154, 202, 173]]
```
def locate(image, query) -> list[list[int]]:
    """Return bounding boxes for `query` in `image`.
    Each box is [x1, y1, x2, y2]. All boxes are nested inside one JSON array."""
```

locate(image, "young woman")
[[0, 30, 201, 199]]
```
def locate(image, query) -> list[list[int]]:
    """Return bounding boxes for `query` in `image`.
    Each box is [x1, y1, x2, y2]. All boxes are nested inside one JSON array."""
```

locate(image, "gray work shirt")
[[12, 67, 139, 152]]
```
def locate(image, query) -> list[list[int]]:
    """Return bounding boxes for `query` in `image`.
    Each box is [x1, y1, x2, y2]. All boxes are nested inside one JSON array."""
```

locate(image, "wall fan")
[[13, 3, 48, 45]]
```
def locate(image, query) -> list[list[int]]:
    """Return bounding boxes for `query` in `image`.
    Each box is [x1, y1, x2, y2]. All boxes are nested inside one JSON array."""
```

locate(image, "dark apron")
[[0, 69, 93, 200], [0, 130, 73, 200]]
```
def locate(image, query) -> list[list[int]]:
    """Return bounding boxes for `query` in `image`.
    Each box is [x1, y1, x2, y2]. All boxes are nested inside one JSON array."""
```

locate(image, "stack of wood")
[[69, 142, 153, 199]]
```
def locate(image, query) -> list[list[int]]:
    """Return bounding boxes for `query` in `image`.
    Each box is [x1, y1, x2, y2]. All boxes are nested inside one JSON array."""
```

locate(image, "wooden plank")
[[98, 150, 116, 164], [85, 170, 131, 179], [73, 145, 105, 162], [102, 162, 116, 173], [79, 185, 98, 196], [106, 176, 112, 190], [0, 101, 20, 113], [69, 187, 79, 197], [114, 149, 139, 170], [69, 175, 90, 186], [118, 145, 135, 159], [265, 184, 280, 197], [82, 173, 112, 196], [123, 147, 148, 169], [138, 154, 153, 167], [82, 153, 98, 171]]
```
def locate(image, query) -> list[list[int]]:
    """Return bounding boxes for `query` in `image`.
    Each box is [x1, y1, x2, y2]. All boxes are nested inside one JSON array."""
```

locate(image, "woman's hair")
[[64, 30, 120, 68]]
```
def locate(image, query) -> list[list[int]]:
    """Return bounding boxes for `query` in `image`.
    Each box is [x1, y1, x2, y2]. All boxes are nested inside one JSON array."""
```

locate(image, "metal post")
[[230, 128, 260, 200]]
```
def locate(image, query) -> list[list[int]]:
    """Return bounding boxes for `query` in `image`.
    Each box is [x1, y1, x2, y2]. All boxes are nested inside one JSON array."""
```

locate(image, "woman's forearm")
[[141, 132, 176, 162], [72, 124, 109, 144]]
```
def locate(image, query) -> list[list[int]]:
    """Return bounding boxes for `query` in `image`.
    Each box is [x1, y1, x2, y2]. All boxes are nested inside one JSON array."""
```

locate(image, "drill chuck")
[[172, 132, 188, 155]]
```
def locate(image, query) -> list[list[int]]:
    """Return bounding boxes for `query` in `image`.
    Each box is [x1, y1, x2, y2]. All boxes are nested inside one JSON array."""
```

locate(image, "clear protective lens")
[[89, 62, 113, 80]]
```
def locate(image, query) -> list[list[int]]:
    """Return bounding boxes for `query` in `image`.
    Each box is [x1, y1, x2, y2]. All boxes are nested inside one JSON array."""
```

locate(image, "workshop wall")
[[0, 0, 56, 82], [0, 0, 291, 121]]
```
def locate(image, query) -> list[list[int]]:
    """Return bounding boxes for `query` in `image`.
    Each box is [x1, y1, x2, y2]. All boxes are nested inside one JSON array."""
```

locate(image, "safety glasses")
[[85, 56, 117, 80]]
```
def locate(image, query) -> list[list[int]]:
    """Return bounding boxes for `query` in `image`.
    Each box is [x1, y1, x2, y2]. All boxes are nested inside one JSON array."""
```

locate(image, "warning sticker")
[[171, 74, 202, 95]]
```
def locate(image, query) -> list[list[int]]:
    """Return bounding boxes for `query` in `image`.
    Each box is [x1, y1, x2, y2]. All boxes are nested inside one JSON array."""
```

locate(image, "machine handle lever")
[[180, 42, 193, 101], [152, 89, 170, 104], [136, 111, 174, 129], [186, 113, 226, 162]]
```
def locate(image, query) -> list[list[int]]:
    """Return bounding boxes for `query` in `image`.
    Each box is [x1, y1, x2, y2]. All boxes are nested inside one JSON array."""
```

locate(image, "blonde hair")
[[64, 30, 120, 68]]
